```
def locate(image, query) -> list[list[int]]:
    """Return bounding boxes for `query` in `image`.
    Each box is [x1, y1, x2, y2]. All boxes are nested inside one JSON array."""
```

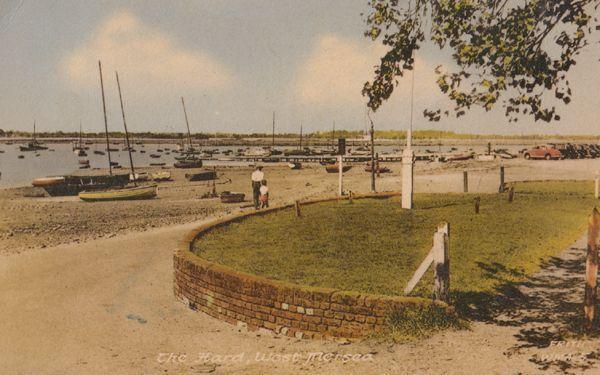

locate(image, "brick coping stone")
[[174, 191, 453, 340]]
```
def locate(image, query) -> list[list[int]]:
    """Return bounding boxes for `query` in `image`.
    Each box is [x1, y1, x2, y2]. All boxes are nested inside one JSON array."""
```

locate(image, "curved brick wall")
[[173, 193, 452, 340]]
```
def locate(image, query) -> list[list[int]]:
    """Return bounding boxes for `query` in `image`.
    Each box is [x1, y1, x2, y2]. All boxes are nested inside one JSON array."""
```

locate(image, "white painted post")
[[402, 128, 414, 209], [433, 222, 450, 303], [595, 177, 599, 199], [338, 155, 343, 196], [402, 148, 414, 209], [404, 222, 450, 296]]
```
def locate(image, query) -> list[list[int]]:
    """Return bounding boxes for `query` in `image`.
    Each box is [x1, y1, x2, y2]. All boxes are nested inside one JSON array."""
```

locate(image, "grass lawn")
[[194, 181, 596, 302]]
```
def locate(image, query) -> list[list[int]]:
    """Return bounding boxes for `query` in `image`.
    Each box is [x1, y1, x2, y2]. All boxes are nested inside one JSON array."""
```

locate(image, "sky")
[[0, 0, 599, 136]]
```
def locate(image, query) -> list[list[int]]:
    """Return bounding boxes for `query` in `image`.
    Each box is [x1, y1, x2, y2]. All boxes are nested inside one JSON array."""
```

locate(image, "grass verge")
[[193, 181, 596, 340]]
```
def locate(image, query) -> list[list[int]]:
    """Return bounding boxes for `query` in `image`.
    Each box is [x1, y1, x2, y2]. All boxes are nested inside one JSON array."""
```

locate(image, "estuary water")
[[0, 141, 500, 188]]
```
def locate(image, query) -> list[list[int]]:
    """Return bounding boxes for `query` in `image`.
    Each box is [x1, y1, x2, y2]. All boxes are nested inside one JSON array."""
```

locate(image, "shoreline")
[[3, 136, 600, 147]]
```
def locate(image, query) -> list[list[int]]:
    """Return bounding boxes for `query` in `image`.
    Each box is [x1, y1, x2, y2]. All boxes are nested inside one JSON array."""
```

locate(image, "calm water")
[[0, 141, 510, 188], [0, 142, 183, 187]]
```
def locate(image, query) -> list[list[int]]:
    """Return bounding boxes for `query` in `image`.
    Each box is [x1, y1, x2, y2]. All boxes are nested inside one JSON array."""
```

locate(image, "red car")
[[523, 145, 562, 160]]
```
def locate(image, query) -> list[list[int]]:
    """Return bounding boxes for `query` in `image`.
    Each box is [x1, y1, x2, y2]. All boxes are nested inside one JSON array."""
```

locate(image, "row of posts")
[[336, 158, 507, 197]]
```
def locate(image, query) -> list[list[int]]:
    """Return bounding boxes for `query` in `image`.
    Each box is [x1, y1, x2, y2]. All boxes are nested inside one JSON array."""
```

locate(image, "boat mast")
[[272, 111, 275, 148], [32, 120, 36, 143], [79, 121, 83, 149], [299, 122, 303, 150], [181, 97, 193, 151], [115, 71, 136, 186], [332, 121, 335, 151], [98, 61, 113, 175]]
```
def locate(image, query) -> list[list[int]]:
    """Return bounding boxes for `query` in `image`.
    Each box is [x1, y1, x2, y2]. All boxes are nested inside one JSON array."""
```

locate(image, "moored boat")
[[244, 147, 271, 157], [288, 162, 302, 170], [444, 153, 474, 162], [38, 173, 130, 196], [20, 141, 48, 152], [32, 176, 65, 187], [325, 165, 352, 173], [174, 158, 203, 168], [79, 184, 158, 202], [129, 172, 149, 182], [220, 191, 245, 203], [151, 171, 171, 181], [185, 169, 217, 181]]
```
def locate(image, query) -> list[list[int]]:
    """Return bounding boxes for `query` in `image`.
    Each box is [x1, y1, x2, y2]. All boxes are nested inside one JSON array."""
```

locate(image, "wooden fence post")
[[338, 155, 343, 196], [295, 200, 301, 217], [348, 191, 353, 204], [585, 208, 600, 330], [463, 171, 468, 193], [508, 187, 515, 203], [433, 222, 450, 303], [474, 197, 481, 214], [499, 166, 505, 193]]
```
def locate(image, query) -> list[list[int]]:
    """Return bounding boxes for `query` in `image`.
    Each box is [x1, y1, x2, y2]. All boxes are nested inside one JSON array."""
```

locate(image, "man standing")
[[251, 166, 264, 209]]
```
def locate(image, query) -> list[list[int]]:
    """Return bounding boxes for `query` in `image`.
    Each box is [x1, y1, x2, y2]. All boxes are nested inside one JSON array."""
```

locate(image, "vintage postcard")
[[2, 1, 600, 373]]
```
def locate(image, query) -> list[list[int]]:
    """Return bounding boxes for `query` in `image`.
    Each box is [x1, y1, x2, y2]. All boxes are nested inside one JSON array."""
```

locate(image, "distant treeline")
[[1, 128, 598, 140]]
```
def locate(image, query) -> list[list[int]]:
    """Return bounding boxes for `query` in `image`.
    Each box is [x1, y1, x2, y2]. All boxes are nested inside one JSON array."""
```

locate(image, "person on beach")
[[259, 179, 269, 208], [251, 166, 264, 209]]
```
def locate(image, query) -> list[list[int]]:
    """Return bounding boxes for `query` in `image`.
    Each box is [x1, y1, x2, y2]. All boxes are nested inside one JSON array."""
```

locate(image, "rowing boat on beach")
[[185, 170, 217, 181], [151, 171, 171, 181], [174, 158, 203, 168], [220, 191, 245, 203], [325, 165, 351, 173], [32, 176, 65, 187], [78, 184, 157, 202]]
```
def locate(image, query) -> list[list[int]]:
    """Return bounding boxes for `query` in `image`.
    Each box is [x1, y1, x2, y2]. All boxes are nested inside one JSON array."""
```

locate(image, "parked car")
[[523, 145, 563, 160]]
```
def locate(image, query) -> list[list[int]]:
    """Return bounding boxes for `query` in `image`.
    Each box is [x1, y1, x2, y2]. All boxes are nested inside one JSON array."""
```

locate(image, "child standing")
[[259, 179, 269, 208]]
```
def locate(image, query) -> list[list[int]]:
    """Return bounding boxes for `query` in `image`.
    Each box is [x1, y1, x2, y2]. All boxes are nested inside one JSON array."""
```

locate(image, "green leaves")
[[363, 0, 599, 123]]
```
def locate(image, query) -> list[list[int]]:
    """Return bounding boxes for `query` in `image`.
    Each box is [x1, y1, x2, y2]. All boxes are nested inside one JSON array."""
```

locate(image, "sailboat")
[[283, 123, 310, 156], [73, 122, 87, 156], [269, 111, 282, 156], [79, 64, 156, 202], [19, 121, 48, 151], [173, 96, 203, 168]]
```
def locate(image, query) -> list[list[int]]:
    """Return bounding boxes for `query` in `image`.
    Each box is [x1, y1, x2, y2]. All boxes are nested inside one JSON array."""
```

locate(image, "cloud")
[[294, 35, 375, 107], [294, 34, 439, 110], [62, 10, 233, 95]]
